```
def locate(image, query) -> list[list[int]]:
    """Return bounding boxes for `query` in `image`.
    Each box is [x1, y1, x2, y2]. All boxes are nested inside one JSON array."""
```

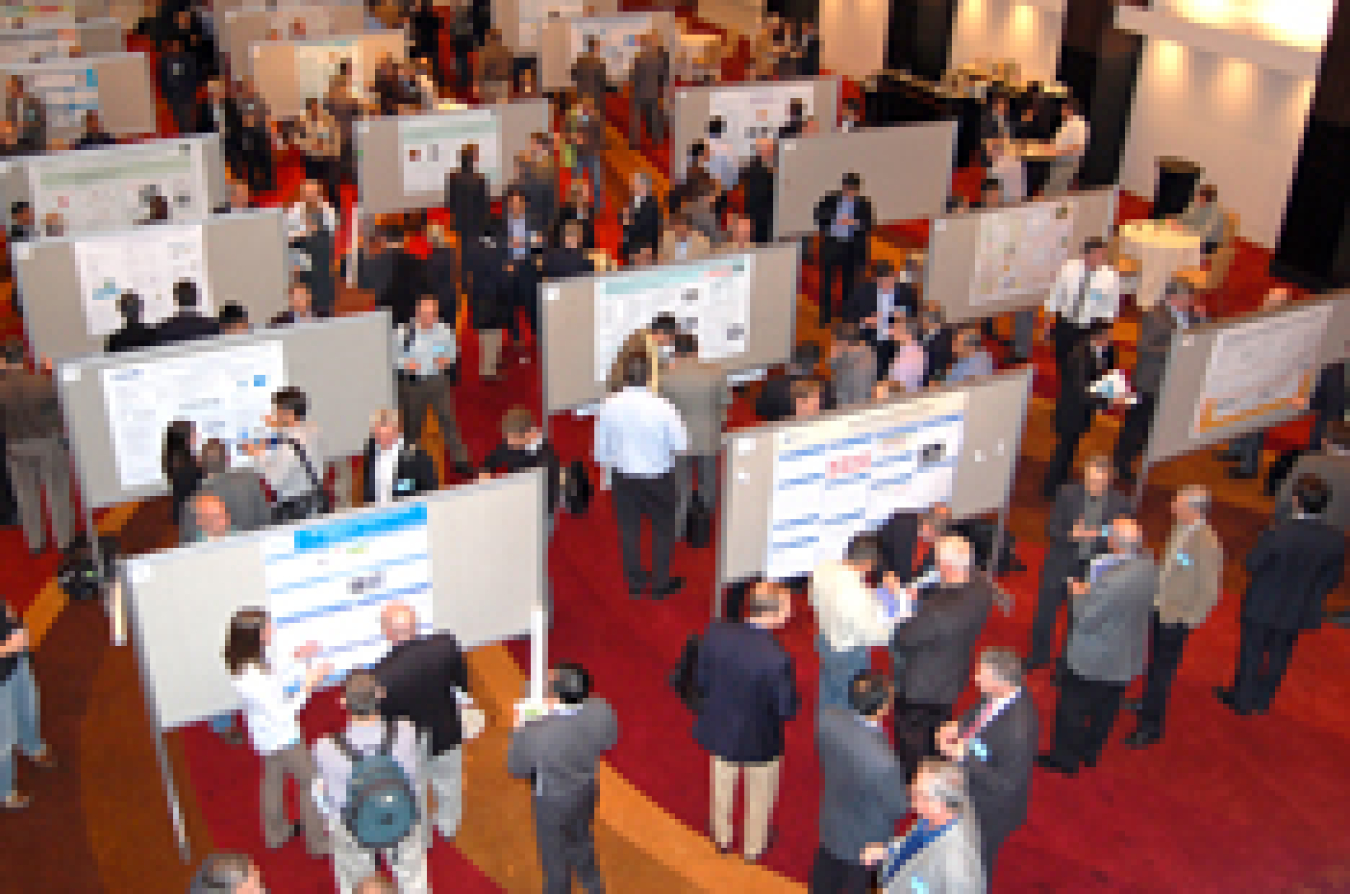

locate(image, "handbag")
[[683, 499, 713, 549], [561, 459, 592, 516], [668, 632, 704, 713], [271, 437, 332, 522]]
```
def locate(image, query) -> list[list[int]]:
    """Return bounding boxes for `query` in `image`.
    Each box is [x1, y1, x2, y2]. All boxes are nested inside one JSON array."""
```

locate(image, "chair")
[[1174, 210, 1239, 305]]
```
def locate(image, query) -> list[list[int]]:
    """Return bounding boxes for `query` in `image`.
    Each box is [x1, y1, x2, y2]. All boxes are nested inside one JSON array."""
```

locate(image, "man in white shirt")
[[1043, 238, 1119, 376], [360, 409, 439, 506], [810, 534, 914, 710], [239, 386, 326, 521], [1043, 99, 1088, 195]]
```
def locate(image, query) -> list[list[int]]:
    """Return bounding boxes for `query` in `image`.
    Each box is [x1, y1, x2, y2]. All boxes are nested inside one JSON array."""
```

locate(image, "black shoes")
[[1035, 753, 1078, 776], [1122, 728, 1160, 749], [651, 577, 685, 601], [1226, 468, 1258, 480], [1213, 686, 1259, 715]]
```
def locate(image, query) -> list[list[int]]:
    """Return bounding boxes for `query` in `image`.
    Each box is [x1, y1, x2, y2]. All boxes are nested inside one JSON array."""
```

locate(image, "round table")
[[1118, 220, 1203, 308]]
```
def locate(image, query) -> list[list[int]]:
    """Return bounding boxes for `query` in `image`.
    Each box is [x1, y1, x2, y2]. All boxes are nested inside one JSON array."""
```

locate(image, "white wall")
[[1118, 39, 1316, 248], [949, 0, 1064, 84], [818, 0, 888, 80]]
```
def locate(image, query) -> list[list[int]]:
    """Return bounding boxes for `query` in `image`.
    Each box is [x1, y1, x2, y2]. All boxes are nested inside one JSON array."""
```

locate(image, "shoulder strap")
[[333, 732, 361, 764], [283, 436, 324, 491], [380, 719, 396, 756]]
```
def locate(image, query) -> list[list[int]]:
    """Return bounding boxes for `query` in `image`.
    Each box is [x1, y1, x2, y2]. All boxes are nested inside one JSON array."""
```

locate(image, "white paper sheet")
[[398, 109, 500, 192], [75, 224, 211, 337]]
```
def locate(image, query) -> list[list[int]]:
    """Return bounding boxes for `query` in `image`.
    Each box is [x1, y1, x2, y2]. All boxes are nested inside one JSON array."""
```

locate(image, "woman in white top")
[[223, 607, 331, 856], [240, 386, 327, 522]]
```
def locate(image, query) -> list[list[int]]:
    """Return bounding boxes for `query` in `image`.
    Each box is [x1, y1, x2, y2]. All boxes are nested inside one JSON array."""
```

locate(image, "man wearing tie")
[[811, 672, 910, 893], [359, 409, 439, 506], [814, 173, 875, 328], [1038, 518, 1158, 775], [936, 648, 1037, 878], [1042, 239, 1119, 377], [1043, 322, 1119, 497], [1113, 280, 1197, 483], [843, 260, 919, 377], [1029, 456, 1130, 672], [1122, 486, 1221, 748]]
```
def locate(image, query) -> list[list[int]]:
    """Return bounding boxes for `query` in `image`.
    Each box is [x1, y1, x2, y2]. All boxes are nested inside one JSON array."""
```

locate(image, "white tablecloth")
[[1118, 220, 1203, 308]]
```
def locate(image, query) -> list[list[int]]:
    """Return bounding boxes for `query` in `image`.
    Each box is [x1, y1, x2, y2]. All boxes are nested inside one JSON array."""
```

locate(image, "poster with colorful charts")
[[398, 109, 500, 192]]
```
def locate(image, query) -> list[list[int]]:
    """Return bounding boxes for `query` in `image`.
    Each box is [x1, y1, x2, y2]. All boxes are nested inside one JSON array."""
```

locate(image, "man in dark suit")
[[843, 260, 920, 377], [876, 506, 943, 583], [570, 36, 610, 122], [153, 280, 219, 344], [814, 173, 875, 328], [812, 672, 909, 893], [493, 190, 544, 346], [360, 409, 439, 506], [1217, 474, 1345, 715], [1043, 323, 1118, 497], [1276, 421, 1350, 533], [445, 143, 492, 269], [739, 137, 777, 245], [542, 221, 595, 280], [937, 648, 1037, 878], [1029, 455, 1130, 672], [465, 234, 512, 383], [917, 303, 956, 386], [1307, 360, 1346, 452], [694, 583, 800, 863], [104, 292, 158, 353], [159, 38, 200, 135], [756, 341, 832, 422], [1039, 518, 1158, 776], [889, 535, 995, 774], [621, 172, 662, 262]]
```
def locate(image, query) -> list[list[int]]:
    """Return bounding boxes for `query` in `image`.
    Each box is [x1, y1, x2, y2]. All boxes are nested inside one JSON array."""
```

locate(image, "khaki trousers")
[[711, 755, 781, 859], [7, 437, 73, 552], [398, 374, 469, 464], [261, 742, 329, 855], [478, 328, 503, 378], [327, 813, 428, 893]]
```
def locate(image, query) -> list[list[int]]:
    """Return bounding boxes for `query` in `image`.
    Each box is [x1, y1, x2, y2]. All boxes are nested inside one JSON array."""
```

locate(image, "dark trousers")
[[612, 469, 678, 593], [863, 332, 896, 381], [1028, 559, 1074, 668], [750, 210, 772, 245], [1113, 391, 1157, 479], [168, 96, 197, 135], [304, 155, 343, 210], [818, 238, 861, 326], [809, 846, 871, 894], [1231, 431, 1264, 476], [1231, 622, 1299, 712], [533, 785, 604, 894], [1043, 423, 1088, 497], [1048, 670, 1126, 770], [507, 267, 539, 341], [1052, 318, 1088, 375], [892, 697, 951, 776], [1138, 613, 1192, 735], [398, 374, 470, 464], [241, 145, 276, 193]]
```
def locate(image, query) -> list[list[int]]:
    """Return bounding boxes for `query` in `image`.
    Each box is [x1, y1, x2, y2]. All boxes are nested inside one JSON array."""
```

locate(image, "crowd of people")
[[0, 3, 1345, 893]]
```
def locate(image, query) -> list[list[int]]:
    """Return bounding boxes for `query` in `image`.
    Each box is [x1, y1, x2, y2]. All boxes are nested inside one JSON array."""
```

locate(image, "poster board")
[[669, 77, 840, 183], [126, 469, 545, 731], [218, 4, 366, 77], [923, 186, 1119, 323], [719, 367, 1032, 585], [773, 122, 956, 237], [541, 241, 799, 413], [494, 0, 617, 51], [250, 30, 406, 119], [1, 51, 156, 140], [14, 209, 288, 362], [1145, 295, 1350, 466], [2, 134, 230, 234], [355, 99, 549, 212], [537, 9, 677, 92], [56, 311, 397, 508], [0, 2, 110, 22], [0, 17, 121, 63]]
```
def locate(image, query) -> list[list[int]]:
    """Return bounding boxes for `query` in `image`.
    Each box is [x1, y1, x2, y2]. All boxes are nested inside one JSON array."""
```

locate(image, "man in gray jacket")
[[812, 671, 909, 893], [659, 332, 729, 536], [1038, 518, 1158, 775], [628, 31, 669, 147], [180, 439, 271, 543], [508, 662, 618, 894], [862, 758, 985, 894]]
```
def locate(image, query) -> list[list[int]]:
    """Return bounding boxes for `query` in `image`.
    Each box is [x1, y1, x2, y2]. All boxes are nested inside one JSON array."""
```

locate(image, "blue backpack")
[[335, 721, 419, 849]]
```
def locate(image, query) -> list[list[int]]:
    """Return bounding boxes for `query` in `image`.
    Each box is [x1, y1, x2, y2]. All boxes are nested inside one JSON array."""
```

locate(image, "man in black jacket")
[[104, 292, 158, 353], [1043, 323, 1118, 497], [756, 341, 832, 422], [876, 506, 944, 583], [1217, 474, 1345, 715], [360, 409, 439, 506], [621, 172, 662, 262], [842, 260, 919, 376], [739, 137, 776, 245], [445, 143, 492, 279], [372, 602, 471, 841], [482, 406, 562, 517], [159, 38, 200, 135], [153, 280, 219, 345], [542, 222, 595, 280], [937, 647, 1037, 878], [814, 173, 874, 328]]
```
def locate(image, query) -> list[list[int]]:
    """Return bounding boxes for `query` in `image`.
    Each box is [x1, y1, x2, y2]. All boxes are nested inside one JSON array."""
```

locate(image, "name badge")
[[968, 738, 989, 761], [396, 478, 414, 492], [911, 880, 929, 893], [1175, 552, 1191, 567]]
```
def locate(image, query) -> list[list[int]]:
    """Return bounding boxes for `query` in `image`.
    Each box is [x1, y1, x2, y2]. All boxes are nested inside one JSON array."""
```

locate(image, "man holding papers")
[[1043, 322, 1124, 497]]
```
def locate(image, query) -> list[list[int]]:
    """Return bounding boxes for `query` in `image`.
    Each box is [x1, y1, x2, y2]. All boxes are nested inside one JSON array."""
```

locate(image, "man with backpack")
[[313, 671, 428, 893]]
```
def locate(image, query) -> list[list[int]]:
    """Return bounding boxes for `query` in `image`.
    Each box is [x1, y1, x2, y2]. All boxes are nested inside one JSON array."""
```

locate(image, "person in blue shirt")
[[942, 326, 995, 385]]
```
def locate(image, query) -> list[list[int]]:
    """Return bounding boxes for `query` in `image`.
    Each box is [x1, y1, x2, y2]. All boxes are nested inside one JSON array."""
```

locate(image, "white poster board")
[[1190, 302, 1333, 438], [593, 254, 753, 382], [766, 390, 967, 579], [398, 109, 501, 192], [263, 501, 434, 678], [708, 80, 817, 163], [0, 27, 74, 63], [518, 0, 585, 47], [29, 140, 207, 233], [291, 36, 361, 101], [567, 13, 651, 79], [969, 199, 1075, 307], [100, 340, 285, 491], [74, 224, 210, 337], [9, 56, 98, 135]]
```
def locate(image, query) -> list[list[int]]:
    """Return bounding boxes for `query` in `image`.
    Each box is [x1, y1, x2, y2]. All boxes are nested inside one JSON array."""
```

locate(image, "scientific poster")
[[30, 140, 204, 233], [292, 37, 360, 103], [708, 81, 816, 162], [969, 200, 1075, 306], [1191, 303, 1332, 438], [74, 224, 211, 337], [517, 0, 585, 47], [101, 340, 285, 491], [766, 391, 967, 580], [5, 58, 98, 136], [593, 254, 753, 382], [567, 14, 651, 79], [398, 109, 500, 192], [0, 29, 72, 64], [264, 502, 434, 678], [276, 5, 334, 38]]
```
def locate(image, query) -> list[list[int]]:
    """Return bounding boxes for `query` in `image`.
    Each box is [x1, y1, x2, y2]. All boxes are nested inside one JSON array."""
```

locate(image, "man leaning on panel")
[[360, 409, 439, 507]]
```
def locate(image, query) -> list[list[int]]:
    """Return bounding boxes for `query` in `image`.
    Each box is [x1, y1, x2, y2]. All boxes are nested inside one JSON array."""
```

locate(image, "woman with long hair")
[[161, 419, 201, 526], [223, 607, 330, 856]]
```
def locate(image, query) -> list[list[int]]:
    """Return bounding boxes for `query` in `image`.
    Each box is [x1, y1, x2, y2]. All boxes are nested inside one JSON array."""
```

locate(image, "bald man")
[[184, 494, 234, 544], [370, 602, 471, 840]]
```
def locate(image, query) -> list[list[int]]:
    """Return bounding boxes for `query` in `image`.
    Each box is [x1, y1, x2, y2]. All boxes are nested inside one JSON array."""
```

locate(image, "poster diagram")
[[31, 140, 203, 233], [74, 224, 211, 337], [291, 37, 360, 103], [101, 341, 286, 491], [1191, 303, 1332, 438], [593, 255, 753, 382], [7, 58, 98, 136], [264, 502, 434, 678], [969, 201, 1075, 306], [0, 29, 73, 64], [517, 0, 585, 47], [766, 392, 967, 580], [708, 81, 816, 163], [567, 14, 651, 79], [398, 109, 500, 192]]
